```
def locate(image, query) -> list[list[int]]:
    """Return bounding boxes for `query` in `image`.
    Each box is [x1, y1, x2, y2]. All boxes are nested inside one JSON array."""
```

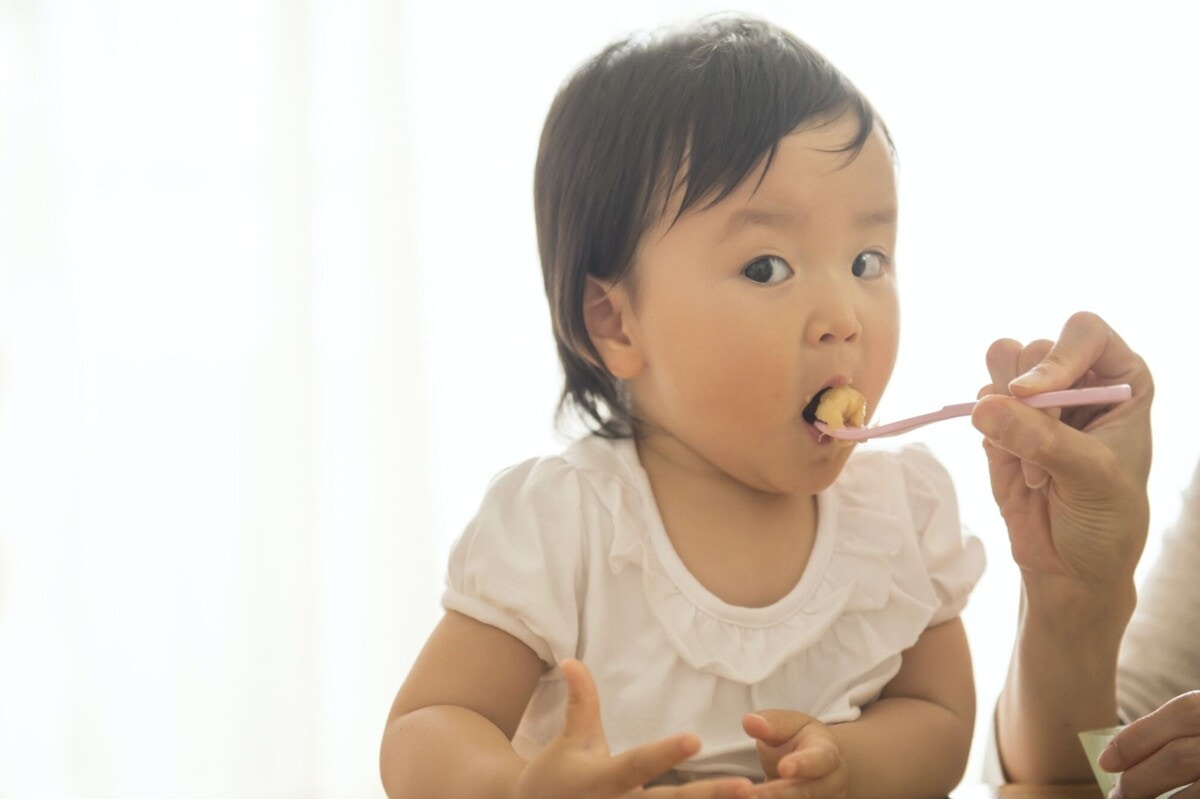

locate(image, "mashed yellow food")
[[814, 385, 866, 430]]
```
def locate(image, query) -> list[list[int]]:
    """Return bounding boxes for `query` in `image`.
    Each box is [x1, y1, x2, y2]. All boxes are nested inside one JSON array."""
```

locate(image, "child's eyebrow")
[[719, 206, 897, 241], [718, 208, 797, 242], [854, 208, 898, 228]]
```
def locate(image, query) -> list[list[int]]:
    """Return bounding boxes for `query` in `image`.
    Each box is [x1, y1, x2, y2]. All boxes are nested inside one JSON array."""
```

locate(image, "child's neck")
[[635, 437, 819, 609]]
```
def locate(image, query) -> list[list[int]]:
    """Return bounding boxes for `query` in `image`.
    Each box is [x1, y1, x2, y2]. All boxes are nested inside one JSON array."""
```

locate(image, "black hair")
[[534, 14, 881, 437]]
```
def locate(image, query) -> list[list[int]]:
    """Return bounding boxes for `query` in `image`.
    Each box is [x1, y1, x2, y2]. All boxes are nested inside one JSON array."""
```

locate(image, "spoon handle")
[[817, 384, 1133, 441]]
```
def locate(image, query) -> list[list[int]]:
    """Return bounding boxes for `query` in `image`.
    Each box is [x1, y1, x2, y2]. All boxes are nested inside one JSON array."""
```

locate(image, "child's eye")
[[851, 251, 889, 279], [741, 255, 794, 285]]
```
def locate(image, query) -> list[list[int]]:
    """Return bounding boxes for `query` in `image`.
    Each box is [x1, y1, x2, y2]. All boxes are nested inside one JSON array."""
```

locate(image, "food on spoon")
[[814, 385, 866, 430]]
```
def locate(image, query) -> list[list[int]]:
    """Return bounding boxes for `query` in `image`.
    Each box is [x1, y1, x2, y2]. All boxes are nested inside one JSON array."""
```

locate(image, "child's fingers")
[[560, 658, 605, 745], [605, 733, 702, 794], [741, 713, 780, 746], [746, 767, 848, 799], [645, 776, 755, 799], [741, 711, 807, 747], [776, 741, 840, 780], [559, 664, 732, 796]]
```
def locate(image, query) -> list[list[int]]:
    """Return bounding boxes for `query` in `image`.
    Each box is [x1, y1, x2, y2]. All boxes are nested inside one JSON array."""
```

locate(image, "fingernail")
[[1010, 367, 1044, 391], [1023, 464, 1049, 491], [1098, 741, 1119, 772], [743, 713, 769, 732]]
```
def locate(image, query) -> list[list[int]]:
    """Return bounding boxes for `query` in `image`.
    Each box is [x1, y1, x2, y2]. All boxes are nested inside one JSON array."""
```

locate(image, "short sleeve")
[[442, 456, 587, 667], [898, 445, 986, 626]]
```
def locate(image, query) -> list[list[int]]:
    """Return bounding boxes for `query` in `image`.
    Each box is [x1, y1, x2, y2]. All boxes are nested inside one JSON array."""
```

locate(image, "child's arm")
[[381, 610, 754, 799], [380, 610, 542, 797], [743, 618, 974, 799], [829, 618, 975, 796]]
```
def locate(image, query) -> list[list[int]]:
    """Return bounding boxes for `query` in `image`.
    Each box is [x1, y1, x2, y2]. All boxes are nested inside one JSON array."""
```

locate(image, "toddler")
[[381, 15, 985, 799]]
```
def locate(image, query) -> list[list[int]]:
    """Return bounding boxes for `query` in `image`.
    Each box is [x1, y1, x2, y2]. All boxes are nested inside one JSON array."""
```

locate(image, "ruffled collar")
[[580, 436, 940, 684]]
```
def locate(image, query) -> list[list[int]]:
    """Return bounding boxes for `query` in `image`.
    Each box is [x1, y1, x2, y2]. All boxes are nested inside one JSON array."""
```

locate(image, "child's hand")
[[515, 659, 754, 799], [741, 711, 847, 799]]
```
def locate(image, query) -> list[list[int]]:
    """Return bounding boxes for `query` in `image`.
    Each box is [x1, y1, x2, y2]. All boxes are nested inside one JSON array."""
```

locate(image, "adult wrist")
[[1018, 573, 1136, 645]]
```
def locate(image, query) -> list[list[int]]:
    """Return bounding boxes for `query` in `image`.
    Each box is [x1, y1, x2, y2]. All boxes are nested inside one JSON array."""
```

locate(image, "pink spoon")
[[815, 384, 1133, 441]]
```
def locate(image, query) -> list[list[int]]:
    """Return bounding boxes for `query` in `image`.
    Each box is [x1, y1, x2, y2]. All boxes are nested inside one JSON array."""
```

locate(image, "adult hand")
[[741, 710, 846, 798], [514, 659, 753, 799], [978, 312, 1154, 783], [1099, 691, 1200, 799], [970, 311, 1152, 591]]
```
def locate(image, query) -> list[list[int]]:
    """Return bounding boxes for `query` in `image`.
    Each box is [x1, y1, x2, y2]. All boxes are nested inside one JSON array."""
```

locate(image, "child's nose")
[[805, 287, 862, 346]]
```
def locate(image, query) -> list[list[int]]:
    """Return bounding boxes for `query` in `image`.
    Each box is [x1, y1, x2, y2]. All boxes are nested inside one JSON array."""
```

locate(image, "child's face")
[[623, 112, 899, 495]]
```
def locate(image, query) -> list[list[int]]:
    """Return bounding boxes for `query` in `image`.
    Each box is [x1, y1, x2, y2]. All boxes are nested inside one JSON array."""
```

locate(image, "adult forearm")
[[832, 697, 973, 798], [381, 704, 525, 799], [997, 578, 1135, 783]]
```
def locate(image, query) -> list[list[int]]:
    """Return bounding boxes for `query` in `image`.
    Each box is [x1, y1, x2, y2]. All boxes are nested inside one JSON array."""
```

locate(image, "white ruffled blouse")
[[443, 436, 985, 780]]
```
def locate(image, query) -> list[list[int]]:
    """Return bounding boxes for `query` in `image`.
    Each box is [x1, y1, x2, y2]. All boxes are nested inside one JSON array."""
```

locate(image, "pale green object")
[[1078, 726, 1186, 798], [1078, 726, 1122, 796]]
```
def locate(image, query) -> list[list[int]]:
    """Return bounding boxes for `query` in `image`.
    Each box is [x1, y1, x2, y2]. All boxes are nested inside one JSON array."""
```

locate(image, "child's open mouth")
[[802, 388, 832, 426], [804, 385, 868, 441]]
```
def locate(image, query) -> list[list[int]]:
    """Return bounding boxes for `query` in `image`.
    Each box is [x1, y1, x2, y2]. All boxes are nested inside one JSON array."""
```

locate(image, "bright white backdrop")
[[1, 1, 1196, 796]]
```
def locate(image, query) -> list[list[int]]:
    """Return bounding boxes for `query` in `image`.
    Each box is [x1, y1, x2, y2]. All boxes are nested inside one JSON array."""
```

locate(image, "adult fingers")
[[1016, 339, 1054, 379], [1007, 311, 1147, 395], [1109, 736, 1200, 799], [979, 436, 1024, 504], [984, 337, 1053, 393], [1100, 693, 1200, 799], [971, 393, 1118, 483], [1101, 691, 1200, 771], [984, 338, 1025, 391], [1149, 781, 1200, 799], [983, 338, 1055, 488]]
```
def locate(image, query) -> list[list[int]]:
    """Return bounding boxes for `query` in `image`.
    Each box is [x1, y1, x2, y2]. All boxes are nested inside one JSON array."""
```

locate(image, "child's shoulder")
[[837, 443, 955, 503], [453, 436, 648, 578], [485, 433, 634, 486], [476, 434, 644, 521]]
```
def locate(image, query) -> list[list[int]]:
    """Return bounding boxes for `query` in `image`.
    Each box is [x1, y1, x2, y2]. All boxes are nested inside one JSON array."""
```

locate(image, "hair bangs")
[[661, 23, 878, 224]]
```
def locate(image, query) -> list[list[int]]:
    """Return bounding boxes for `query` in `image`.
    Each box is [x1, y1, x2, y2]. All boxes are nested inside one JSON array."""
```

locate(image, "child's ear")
[[583, 276, 644, 380]]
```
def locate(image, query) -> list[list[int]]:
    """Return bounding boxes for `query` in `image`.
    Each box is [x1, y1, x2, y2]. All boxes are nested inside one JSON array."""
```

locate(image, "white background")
[[2, 1, 1196, 796]]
